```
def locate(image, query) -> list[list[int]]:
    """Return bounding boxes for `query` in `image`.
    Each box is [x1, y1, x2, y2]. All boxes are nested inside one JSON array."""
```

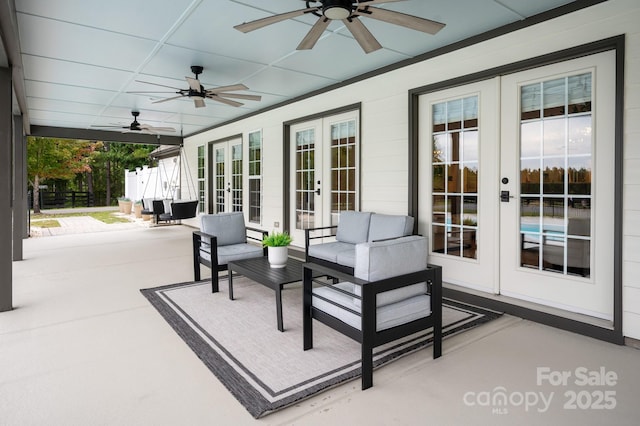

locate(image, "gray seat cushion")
[[200, 243, 263, 265], [312, 283, 432, 331], [308, 241, 354, 264], [368, 214, 414, 242]]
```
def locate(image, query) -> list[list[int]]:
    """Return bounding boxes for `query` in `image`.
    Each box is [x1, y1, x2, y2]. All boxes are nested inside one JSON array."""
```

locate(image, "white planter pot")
[[268, 246, 288, 268]]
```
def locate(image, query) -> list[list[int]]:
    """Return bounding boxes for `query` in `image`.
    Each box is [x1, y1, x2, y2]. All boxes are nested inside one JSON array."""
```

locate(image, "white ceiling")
[[12, 0, 577, 139]]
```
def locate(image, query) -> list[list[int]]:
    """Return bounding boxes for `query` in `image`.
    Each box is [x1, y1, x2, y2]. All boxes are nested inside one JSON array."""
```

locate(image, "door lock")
[[500, 190, 513, 202]]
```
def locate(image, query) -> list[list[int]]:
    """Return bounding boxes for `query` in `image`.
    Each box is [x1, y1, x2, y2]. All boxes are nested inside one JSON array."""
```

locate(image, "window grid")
[[248, 130, 262, 224], [215, 148, 225, 213], [295, 129, 315, 230], [519, 73, 592, 277], [431, 96, 479, 260], [330, 120, 357, 214], [231, 144, 242, 213], [197, 145, 205, 213]]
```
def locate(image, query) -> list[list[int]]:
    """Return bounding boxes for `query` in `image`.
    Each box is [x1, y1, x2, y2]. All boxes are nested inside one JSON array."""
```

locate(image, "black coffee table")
[[228, 256, 318, 332]]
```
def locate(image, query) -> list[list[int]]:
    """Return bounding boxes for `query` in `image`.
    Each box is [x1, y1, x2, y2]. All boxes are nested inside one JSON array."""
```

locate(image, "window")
[[197, 145, 205, 213], [248, 130, 262, 224]]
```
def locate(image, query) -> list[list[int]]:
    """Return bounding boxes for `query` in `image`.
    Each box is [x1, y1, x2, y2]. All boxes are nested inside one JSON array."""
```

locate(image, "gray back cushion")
[[355, 235, 427, 281], [201, 212, 247, 246], [336, 211, 372, 244], [368, 214, 414, 242], [354, 235, 428, 307]]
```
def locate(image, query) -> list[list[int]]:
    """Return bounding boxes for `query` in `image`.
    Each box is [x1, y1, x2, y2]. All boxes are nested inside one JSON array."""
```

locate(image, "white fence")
[[124, 157, 180, 202]]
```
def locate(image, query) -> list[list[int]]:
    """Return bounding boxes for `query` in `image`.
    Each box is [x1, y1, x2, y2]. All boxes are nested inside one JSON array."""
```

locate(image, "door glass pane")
[[430, 96, 479, 259], [518, 73, 592, 278], [231, 144, 242, 212], [330, 119, 356, 213], [215, 148, 225, 213], [296, 129, 315, 230]]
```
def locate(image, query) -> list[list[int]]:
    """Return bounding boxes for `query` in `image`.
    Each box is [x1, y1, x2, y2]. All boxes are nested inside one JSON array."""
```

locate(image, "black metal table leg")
[[276, 285, 284, 332]]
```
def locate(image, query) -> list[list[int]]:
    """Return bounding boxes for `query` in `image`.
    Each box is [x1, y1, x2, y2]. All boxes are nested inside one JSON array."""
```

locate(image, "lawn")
[[31, 211, 132, 225]]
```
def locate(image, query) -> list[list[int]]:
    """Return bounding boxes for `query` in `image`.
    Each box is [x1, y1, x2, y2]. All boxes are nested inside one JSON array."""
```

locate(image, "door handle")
[[315, 188, 321, 196], [500, 190, 513, 202]]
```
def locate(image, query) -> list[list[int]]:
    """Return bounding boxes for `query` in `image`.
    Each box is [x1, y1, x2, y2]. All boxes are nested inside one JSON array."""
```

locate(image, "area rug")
[[141, 277, 501, 418]]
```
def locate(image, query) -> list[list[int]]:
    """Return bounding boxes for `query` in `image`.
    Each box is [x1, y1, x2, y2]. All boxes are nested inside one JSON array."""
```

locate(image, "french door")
[[420, 51, 615, 319], [499, 52, 615, 319], [211, 138, 243, 214], [289, 111, 359, 246], [418, 79, 499, 292]]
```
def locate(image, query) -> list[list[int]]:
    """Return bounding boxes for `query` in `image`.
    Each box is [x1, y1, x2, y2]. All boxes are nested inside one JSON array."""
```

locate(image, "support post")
[[0, 67, 13, 312], [12, 114, 25, 260]]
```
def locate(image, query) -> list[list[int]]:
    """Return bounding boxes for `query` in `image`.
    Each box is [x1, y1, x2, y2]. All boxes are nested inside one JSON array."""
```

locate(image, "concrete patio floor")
[[3, 225, 640, 425]]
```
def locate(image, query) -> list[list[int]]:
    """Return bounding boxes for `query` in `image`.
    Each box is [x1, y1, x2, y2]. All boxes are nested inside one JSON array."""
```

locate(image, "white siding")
[[184, 0, 640, 339]]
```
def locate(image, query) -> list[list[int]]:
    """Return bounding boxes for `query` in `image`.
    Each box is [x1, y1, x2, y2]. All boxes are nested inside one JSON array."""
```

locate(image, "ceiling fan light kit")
[[234, 0, 445, 53], [322, 0, 352, 20]]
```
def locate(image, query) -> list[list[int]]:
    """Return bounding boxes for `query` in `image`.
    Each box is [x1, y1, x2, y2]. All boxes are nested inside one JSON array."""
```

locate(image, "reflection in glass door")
[[519, 74, 592, 278], [431, 96, 479, 259], [295, 126, 317, 231]]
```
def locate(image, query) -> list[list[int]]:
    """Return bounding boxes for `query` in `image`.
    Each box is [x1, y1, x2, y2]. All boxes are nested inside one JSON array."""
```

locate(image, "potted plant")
[[133, 200, 143, 218], [118, 197, 132, 214], [262, 231, 292, 268]]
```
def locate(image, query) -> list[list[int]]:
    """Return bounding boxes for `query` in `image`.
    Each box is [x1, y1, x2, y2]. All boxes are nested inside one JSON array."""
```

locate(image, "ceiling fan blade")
[[206, 83, 249, 94], [234, 7, 319, 33], [297, 17, 331, 50], [185, 76, 201, 92], [211, 92, 262, 101], [342, 17, 382, 53], [126, 91, 178, 95], [207, 95, 244, 108], [140, 124, 176, 132], [360, 6, 445, 35], [133, 80, 184, 91], [91, 125, 127, 129], [194, 98, 206, 108], [358, 0, 407, 5], [152, 95, 185, 104]]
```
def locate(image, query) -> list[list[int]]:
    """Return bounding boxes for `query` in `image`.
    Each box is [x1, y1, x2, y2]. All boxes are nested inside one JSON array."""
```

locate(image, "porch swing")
[[141, 145, 199, 224]]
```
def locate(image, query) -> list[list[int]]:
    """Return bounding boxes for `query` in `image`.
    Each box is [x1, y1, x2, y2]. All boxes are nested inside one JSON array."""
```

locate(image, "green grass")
[[30, 219, 60, 228], [31, 211, 131, 224]]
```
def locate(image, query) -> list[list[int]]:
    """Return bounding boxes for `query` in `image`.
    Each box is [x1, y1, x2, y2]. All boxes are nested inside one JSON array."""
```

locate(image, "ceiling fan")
[[127, 66, 262, 108], [92, 111, 176, 134], [234, 0, 445, 54]]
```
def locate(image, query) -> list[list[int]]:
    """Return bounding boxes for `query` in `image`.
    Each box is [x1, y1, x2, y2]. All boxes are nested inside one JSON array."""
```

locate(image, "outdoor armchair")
[[192, 212, 267, 293], [303, 235, 442, 390]]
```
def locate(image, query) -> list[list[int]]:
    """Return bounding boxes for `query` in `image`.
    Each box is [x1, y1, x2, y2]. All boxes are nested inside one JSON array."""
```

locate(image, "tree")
[[27, 137, 99, 213], [90, 142, 157, 205]]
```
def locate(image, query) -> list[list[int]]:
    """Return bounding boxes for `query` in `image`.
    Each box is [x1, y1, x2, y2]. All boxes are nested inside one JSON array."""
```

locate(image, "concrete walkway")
[[29, 207, 152, 237]]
